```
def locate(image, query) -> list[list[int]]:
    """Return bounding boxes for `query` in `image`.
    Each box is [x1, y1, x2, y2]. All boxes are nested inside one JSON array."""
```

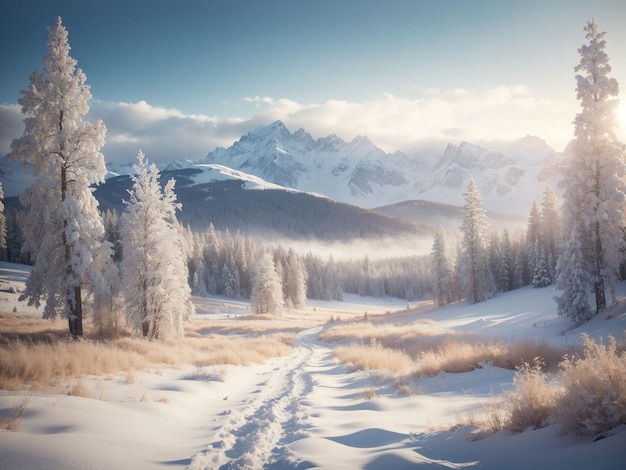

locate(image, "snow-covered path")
[[189, 327, 321, 469], [190, 327, 438, 469]]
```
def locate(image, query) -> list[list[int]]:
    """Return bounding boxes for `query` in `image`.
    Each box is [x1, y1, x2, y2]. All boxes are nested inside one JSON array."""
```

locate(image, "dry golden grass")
[[416, 339, 508, 376], [138, 393, 170, 404], [320, 319, 449, 351], [0, 311, 68, 344], [0, 311, 298, 393], [321, 319, 573, 378], [493, 339, 574, 371], [453, 336, 626, 437], [0, 393, 32, 431], [334, 341, 414, 374], [67, 381, 92, 398]]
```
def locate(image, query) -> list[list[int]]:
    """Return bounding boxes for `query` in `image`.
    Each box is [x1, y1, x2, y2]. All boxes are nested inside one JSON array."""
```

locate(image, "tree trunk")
[[594, 228, 606, 312], [594, 221, 606, 313], [60, 157, 83, 338], [68, 285, 83, 338]]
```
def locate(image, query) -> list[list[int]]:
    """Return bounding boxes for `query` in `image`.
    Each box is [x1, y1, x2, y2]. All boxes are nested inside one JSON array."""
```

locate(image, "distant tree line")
[[431, 183, 563, 307], [431, 20, 626, 326]]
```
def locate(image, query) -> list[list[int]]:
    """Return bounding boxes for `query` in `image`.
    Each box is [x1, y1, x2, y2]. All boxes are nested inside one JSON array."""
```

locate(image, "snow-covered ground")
[[1, 262, 625, 469]]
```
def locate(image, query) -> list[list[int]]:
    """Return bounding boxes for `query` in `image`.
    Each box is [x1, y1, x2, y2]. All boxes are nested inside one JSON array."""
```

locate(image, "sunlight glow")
[[617, 99, 626, 138]]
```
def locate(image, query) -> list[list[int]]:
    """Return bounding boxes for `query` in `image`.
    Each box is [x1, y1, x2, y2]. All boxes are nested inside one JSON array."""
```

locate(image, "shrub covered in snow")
[[505, 359, 559, 432], [555, 334, 626, 436]]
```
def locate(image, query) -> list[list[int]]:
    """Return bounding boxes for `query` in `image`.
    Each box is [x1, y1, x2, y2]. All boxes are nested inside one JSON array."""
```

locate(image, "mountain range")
[[2, 120, 564, 239], [193, 120, 562, 215]]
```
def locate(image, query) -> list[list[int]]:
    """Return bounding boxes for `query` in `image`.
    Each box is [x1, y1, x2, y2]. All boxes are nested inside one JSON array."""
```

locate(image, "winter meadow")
[[1, 12, 626, 470]]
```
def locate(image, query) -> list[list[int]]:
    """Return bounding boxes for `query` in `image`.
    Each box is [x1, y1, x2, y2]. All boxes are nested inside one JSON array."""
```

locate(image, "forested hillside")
[[94, 168, 433, 240]]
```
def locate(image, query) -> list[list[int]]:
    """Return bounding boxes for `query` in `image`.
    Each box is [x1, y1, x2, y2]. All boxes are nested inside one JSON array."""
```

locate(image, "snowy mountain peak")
[[200, 121, 412, 202], [197, 121, 562, 213]]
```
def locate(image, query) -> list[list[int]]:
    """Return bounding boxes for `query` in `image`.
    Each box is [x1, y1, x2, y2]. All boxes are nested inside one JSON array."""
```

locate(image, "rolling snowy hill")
[[93, 166, 432, 240]]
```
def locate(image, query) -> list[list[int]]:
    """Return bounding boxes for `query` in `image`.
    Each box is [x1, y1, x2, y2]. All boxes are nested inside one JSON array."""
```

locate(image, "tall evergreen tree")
[[251, 252, 284, 316], [203, 223, 220, 295], [285, 248, 307, 309], [499, 229, 514, 292], [459, 179, 491, 304], [540, 185, 561, 275], [532, 246, 552, 288], [121, 152, 194, 339], [5, 210, 26, 264], [431, 227, 455, 306], [525, 200, 542, 283], [556, 20, 626, 319], [6, 17, 108, 337]]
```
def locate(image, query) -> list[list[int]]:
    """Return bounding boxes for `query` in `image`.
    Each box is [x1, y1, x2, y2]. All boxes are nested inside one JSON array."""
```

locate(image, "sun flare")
[[618, 99, 626, 132]]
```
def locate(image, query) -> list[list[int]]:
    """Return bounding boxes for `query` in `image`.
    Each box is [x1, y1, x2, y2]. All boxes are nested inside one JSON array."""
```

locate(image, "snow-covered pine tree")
[[285, 248, 307, 309], [525, 200, 542, 283], [431, 227, 455, 306], [513, 249, 525, 290], [556, 20, 626, 319], [555, 221, 593, 322], [459, 179, 491, 304], [121, 152, 194, 339], [499, 229, 514, 292], [5, 210, 25, 264], [7, 17, 109, 337], [251, 252, 284, 316], [222, 251, 241, 299], [540, 185, 561, 276], [203, 223, 220, 295], [532, 246, 552, 288]]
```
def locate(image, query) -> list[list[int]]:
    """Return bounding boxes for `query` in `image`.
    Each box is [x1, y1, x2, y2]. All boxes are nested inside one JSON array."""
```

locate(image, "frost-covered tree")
[[556, 20, 626, 319], [6, 17, 108, 337], [532, 246, 552, 288], [499, 229, 514, 292], [5, 210, 25, 264], [222, 250, 241, 299], [251, 252, 284, 315], [526, 200, 542, 281], [431, 227, 455, 306], [121, 152, 194, 339], [556, 222, 594, 322], [459, 179, 491, 304], [285, 248, 307, 309], [540, 185, 561, 275], [513, 249, 525, 290], [203, 223, 221, 295], [92, 259, 125, 336]]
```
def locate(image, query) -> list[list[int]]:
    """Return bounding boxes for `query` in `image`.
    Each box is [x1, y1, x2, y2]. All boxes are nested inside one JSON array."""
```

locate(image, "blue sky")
[[1, 0, 625, 165]]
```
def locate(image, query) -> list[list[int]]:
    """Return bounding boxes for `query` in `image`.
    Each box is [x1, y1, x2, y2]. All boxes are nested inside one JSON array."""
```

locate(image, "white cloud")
[[87, 100, 245, 165], [1, 86, 582, 167], [0, 104, 24, 155], [245, 86, 577, 155]]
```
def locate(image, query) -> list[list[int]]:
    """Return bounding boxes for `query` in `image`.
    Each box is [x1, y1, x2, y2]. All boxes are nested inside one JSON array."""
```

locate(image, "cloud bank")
[[1, 86, 588, 167]]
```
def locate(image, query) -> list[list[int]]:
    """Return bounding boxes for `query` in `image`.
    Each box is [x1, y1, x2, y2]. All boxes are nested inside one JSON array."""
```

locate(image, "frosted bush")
[[505, 358, 560, 432], [555, 334, 626, 435]]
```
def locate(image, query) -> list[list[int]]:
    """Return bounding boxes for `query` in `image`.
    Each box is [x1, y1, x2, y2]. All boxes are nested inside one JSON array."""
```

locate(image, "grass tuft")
[[0, 393, 32, 431]]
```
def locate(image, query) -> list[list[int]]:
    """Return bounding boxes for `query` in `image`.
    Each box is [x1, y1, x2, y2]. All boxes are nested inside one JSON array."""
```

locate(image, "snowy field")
[[1, 261, 625, 469]]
